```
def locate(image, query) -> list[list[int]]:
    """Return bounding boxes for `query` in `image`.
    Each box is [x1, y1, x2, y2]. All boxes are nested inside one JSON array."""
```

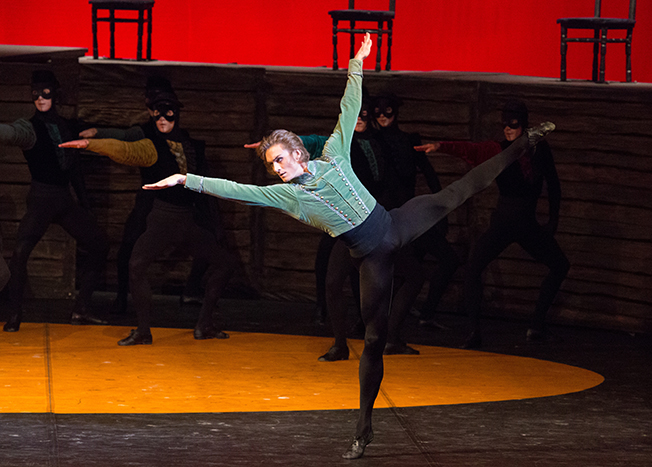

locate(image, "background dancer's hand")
[[59, 139, 89, 149], [414, 142, 441, 154], [244, 141, 261, 149], [354, 33, 372, 61], [142, 174, 187, 190], [79, 128, 98, 138]]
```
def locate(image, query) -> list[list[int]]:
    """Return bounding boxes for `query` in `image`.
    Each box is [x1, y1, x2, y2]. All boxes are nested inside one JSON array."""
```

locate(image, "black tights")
[[129, 200, 234, 334], [349, 134, 532, 438], [4, 182, 108, 318], [465, 198, 570, 333]]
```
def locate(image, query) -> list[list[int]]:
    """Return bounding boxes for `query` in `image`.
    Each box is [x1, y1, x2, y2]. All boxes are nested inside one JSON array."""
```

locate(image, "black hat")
[[150, 90, 183, 109], [502, 99, 529, 128], [145, 75, 173, 93], [31, 70, 59, 89]]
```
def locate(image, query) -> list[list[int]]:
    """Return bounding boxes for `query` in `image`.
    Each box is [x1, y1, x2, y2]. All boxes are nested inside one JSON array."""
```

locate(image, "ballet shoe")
[[3, 314, 21, 332], [193, 326, 229, 340], [342, 430, 374, 459], [384, 342, 420, 355], [70, 312, 108, 326], [318, 345, 349, 362], [526, 122, 555, 146], [461, 330, 482, 349], [118, 329, 152, 346]]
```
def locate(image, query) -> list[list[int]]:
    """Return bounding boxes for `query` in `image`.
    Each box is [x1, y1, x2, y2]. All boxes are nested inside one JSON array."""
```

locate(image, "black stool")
[[90, 0, 154, 61]]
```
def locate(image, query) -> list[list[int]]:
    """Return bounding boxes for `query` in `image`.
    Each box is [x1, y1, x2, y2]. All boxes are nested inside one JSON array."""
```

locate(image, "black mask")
[[31, 87, 54, 101], [374, 107, 395, 118], [502, 119, 521, 130], [153, 102, 178, 122]]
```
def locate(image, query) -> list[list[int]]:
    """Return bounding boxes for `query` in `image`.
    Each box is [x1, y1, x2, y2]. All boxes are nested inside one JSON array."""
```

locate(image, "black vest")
[[23, 114, 78, 186], [139, 120, 207, 207]]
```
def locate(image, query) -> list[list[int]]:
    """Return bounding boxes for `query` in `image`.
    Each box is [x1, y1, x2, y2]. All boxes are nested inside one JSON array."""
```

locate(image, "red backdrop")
[[1, 0, 650, 82]]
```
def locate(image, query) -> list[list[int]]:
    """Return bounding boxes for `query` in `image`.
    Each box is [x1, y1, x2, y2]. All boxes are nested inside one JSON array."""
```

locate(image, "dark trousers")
[[4, 182, 108, 318], [351, 134, 533, 438], [464, 197, 570, 333], [116, 190, 208, 302], [129, 200, 234, 334]]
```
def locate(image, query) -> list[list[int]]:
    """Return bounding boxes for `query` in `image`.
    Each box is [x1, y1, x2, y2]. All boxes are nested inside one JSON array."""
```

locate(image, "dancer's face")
[[153, 109, 176, 133], [265, 144, 305, 182], [374, 105, 395, 128], [503, 119, 523, 141], [355, 109, 369, 133], [32, 88, 53, 112]]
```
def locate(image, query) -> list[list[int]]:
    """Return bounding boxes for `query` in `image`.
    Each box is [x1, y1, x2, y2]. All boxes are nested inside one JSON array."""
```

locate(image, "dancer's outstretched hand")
[[59, 139, 90, 149], [354, 33, 372, 61], [414, 142, 441, 154], [143, 174, 187, 190], [79, 128, 98, 138], [244, 141, 261, 149]]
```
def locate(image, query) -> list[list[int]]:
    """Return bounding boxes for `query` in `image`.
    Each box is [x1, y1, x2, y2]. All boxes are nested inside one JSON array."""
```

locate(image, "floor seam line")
[[45, 323, 60, 467]]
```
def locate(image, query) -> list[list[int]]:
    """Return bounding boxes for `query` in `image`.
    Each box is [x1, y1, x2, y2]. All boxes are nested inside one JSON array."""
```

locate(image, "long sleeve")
[[438, 140, 503, 167], [185, 173, 300, 216], [411, 133, 442, 194], [95, 126, 146, 142], [86, 138, 158, 167], [0, 119, 37, 150], [323, 59, 363, 163]]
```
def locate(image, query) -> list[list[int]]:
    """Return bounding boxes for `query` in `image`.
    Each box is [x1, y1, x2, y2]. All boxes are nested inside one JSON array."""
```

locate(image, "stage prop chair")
[[328, 0, 395, 72], [557, 0, 636, 83], [89, 0, 154, 61]]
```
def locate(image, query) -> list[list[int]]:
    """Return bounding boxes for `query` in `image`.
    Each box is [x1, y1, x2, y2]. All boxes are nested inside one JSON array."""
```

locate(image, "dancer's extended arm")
[[322, 33, 371, 162], [59, 138, 158, 167], [0, 119, 36, 150]]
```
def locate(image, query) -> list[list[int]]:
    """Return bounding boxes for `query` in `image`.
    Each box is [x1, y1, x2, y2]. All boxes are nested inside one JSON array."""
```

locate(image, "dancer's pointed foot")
[[384, 342, 420, 355], [3, 314, 21, 332], [527, 122, 555, 146], [193, 326, 229, 340], [118, 329, 152, 346], [342, 430, 374, 459], [318, 345, 349, 362], [71, 312, 108, 326]]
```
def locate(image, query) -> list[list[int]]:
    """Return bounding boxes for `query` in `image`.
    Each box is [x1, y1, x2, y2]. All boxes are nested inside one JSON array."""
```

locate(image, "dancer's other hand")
[[354, 33, 372, 61], [79, 128, 98, 138], [142, 174, 187, 190], [59, 139, 89, 149], [414, 142, 441, 154]]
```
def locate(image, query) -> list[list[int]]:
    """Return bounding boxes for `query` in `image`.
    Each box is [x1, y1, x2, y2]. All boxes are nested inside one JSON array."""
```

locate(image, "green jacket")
[[185, 59, 377, 237]]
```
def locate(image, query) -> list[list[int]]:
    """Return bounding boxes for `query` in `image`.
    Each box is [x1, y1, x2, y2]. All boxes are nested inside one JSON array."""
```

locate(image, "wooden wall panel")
[[1, 48, 650, 333]]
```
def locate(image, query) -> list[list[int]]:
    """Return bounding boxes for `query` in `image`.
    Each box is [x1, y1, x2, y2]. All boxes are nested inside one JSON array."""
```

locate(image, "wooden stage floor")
[[0, 293, 650, 466]]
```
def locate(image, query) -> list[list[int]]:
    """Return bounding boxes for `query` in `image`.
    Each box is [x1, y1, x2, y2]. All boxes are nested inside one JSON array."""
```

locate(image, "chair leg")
[[109, 8, 116, 59], [147, 6, 153, 60], [92, 6, 99, 59], [625, 29, 632, 83], [349, 21, 356, 59], [560, 27, 567, 81], [386, 20, 393, 71], [375, 22, 383, 72], [599, 28, 607, 83], [592, 29, 600, 82], [332, 19, 339, 71], [137, 8, 144, 61]]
